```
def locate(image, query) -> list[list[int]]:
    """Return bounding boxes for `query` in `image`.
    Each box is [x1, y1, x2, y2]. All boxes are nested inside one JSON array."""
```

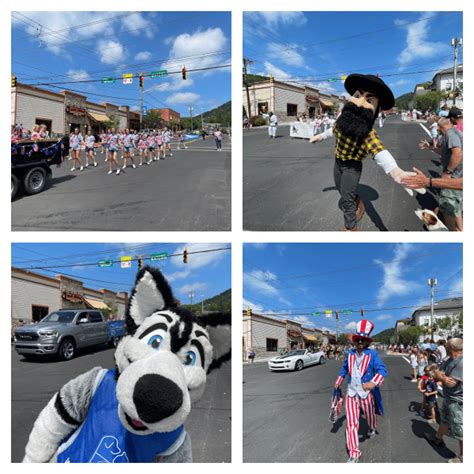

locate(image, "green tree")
[[103, 113, 120, 130], [398, 326, 425, 347], [415, 90, 448, 112], [395, 93, 413, 110], [337, 333, 350, 346], [142, 110, 163, 129]]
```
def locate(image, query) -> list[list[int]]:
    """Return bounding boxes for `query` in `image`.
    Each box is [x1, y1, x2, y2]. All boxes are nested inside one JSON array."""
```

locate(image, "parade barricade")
[[290, 121, 318, 139]]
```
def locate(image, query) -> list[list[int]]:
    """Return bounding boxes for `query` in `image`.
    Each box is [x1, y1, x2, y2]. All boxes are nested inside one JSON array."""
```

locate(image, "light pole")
[[451, 38, 462, 107], [428, 278, 437, 339], [200, 294, 205, 315], [188, 291, 195, 306], [188, 105, 194, 132]]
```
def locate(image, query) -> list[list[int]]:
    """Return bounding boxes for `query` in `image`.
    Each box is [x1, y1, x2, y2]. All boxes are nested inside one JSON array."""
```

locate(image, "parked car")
[[268, 349, 325, 372], [13, 309, 127, 361]]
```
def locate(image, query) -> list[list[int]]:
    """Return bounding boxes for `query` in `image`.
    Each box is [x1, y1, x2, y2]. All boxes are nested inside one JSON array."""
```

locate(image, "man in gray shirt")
[[419, 117, 463, 231], [425, 338, 463, 462]]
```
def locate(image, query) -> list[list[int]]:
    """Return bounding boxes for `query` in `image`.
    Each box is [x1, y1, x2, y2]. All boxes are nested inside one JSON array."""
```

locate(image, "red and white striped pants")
[[345, 392, 377, 459]]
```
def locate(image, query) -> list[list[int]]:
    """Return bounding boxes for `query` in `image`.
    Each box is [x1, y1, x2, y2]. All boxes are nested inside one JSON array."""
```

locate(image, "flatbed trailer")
[[11, 137, 69, 199]]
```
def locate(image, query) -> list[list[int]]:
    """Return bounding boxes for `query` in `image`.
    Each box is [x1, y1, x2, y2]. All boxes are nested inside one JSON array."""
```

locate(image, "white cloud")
[[150, 78, 194, 93], [123, 13, 156, 39], [389, 79, 410, 88], [244, 269, 292, 306], [262, 62, 291, 80], [375, 314, 394, 322], [166, 92, 200, 105], [67, 69, 90, 82], [449, 276, 463, 295], [177, 282, 207, 294], [375, 244, 421, 306], [97, 39, 125, 65], [267, 42, 304, 67], [255, 12, 307, 28], [396, 13, 450, 67], [242, 299, 264, 313], [245, 243, 268, 250], [135, 51, 152, 61], [345, 321, 357, 331]]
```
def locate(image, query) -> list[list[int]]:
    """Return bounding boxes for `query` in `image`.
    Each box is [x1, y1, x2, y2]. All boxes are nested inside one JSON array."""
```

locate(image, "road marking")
[[402, 356, 411, 364], [418, 123, 432, 138]]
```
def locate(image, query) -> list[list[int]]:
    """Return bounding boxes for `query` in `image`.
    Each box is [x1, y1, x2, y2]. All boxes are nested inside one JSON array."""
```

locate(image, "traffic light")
[[138, 258, 143, 269], [247, 307, 252, 316], [360, 308, 364, 317], [183, 248, 188, 264], [11, 74, 17, 87], [139, 74, 144, 88], [335, 311, 339, 320], [182, 65, 187, 80]]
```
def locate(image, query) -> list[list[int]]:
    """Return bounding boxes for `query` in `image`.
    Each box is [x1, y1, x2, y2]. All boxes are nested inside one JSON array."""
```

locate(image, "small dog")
[[414, 209, 448, 231]]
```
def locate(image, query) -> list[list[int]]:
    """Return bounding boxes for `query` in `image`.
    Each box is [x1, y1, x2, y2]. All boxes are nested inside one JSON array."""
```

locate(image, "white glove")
[[309, 133, 324, 143], [390, 167, 427, 196]]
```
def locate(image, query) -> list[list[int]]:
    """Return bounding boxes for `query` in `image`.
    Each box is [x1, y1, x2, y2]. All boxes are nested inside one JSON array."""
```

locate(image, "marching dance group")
[[68, 127, 179, 175]]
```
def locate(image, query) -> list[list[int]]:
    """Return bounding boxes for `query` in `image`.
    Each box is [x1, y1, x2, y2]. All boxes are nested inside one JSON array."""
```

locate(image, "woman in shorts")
[[138, 134, 148, 166], [107, 128, 121, 175], [84, 130, 97, 167], [122, 129, 136, 169], [69, 128, 84, 172], [146, 133, 155, 164]]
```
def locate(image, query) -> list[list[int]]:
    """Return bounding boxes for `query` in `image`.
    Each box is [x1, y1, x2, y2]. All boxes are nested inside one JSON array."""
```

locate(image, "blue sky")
[[12, 11, 231, 115], [12, 243, 231, 305], [243, 243, 463, 335], [244, 11, 463, 98]]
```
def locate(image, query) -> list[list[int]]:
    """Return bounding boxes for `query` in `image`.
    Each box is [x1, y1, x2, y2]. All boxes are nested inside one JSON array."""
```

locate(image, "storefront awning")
[[84, 298, 111, 310], [88, 111, 110, 123], [319, 98, 334, 108], [303, 335, 318, 342]]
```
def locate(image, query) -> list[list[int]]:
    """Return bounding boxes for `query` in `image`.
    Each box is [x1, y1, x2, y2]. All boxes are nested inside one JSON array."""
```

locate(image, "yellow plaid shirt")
[[333, 125, 385, 161]]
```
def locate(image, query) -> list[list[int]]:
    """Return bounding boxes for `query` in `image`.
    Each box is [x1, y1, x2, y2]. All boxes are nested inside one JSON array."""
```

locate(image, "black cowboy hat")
[[344, 74, 395, 111]]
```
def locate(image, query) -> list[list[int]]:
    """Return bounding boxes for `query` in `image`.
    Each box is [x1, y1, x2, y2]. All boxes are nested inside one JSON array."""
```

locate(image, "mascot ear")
[[199, 312, 231, 373], [126, 266, 175, 335]]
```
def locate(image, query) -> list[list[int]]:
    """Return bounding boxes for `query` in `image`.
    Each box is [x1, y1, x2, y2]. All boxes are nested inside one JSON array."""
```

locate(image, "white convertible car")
[[268, 349, 326, 371]]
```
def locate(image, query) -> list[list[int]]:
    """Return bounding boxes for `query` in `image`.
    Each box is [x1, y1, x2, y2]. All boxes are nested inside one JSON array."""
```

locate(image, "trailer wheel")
[[11, 174, 18, 199], [24, 167, 46, 195]]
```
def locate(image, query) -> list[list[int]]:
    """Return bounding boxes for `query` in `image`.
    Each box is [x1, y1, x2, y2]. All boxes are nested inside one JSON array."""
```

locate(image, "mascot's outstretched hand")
[[374, 149, 426, 196]]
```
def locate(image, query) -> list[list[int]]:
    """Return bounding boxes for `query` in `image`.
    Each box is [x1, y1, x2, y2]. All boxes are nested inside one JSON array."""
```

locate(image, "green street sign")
[[150, 252, 168, 261], [150, 70, 168, 78], [342, 309, 353, 315], [98, 260, 113, 267], [101, 77, 116, 84], [312, 311, 323, 316]]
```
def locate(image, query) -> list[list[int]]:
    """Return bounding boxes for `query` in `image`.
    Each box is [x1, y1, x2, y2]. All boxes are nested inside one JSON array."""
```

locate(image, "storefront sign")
[[66, 106, 86, 116], [62, 291, 84, 303]]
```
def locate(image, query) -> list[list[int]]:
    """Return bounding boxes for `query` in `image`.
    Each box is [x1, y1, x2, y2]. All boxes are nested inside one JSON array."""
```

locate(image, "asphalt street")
[[243, 117, 443, 231], [11, 345, 231, 463], [12, 137, 231, 231], [243, 354, 459, 463]]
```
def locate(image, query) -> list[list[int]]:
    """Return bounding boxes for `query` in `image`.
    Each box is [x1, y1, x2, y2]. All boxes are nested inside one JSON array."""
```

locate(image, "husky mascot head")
[[114, 266, 231, 435]]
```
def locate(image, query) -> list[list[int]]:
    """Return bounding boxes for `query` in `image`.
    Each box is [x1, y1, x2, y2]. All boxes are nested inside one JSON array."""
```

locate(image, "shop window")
[[266, 338, 278, 352], [287, 104, 298, 116], [258, 102, 268, 115], [35, 119, 52, 132], [31, 305, 49, 322]]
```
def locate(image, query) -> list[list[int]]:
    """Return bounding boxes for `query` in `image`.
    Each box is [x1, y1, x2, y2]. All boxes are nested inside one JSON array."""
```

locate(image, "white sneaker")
[[170, 153, 173, 156], [105, 158, 109, 162], [147, 161, 151, 165], [107, 170, 113, 175], [139, 163, 143, 166], [70, 167, 76, 171], [116, 169, 121, 175], [367, 429, 376, 439], [94, 162, 97, 167], [132, 164, 136, 169], [85, 163, 89, 168], [122, 165, 126, 169], [80, 166, 84, 171]]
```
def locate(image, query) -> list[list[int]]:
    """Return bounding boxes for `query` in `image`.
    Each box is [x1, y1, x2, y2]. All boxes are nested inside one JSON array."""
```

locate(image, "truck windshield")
[[41, 311, 76, 323]]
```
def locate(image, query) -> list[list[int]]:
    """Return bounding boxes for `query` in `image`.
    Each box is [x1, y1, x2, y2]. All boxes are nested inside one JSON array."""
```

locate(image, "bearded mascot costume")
[[22, 267, 231, 463], [310, 74, 426, 231]]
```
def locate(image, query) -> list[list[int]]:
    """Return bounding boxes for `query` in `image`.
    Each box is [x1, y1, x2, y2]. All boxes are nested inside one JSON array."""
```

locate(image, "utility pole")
[[451, 38, 462, 107], [188, 105, 194, 132], [139, 73, 144, 130], [335, 311, 339, 342], [200, 294, 205, 315], [243, 58, 253, 121], [428, 278, 437, 339], [188, 291, 195, 306]]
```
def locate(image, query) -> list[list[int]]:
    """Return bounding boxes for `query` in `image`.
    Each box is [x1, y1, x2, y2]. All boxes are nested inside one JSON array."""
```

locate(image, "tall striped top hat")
[[352, 319, 374, 342]]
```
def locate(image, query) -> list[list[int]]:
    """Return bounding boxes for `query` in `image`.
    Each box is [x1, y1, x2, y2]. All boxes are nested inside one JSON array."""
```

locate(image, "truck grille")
[[15, 332, 39, 341]]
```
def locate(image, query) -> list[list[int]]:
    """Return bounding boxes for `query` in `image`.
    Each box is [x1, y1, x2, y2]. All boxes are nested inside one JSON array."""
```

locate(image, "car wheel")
[[319, 356, 325, 365], [109, 336, 121, 348], [11, 174, 19, 200], [23, 167, 46, 195], [295, 360, 304, 371], [59, 339, 75, 361]]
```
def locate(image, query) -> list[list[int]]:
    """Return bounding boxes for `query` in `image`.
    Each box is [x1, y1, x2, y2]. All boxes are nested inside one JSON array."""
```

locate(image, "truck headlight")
[[38, 330, 58, 338]]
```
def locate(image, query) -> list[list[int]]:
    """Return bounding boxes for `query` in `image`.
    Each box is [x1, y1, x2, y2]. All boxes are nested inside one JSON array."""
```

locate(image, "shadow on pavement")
[[331, 415, 346, 434], [410, 418, 456, 460], [16, 343, 112, 364]]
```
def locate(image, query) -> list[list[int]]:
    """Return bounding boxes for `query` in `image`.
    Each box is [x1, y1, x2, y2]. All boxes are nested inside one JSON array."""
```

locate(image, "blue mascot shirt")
[[57, 369, 185, 463]]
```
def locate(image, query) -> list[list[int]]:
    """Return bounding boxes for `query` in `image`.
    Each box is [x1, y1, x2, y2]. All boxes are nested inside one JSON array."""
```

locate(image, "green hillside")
[[181, 101, 231, 129], [372, 327, 395, 344], [395, 92, 413, 110], [181, 288, 231, 314]]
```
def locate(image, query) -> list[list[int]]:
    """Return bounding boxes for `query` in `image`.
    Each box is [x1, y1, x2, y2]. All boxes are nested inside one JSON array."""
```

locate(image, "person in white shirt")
[[262, 112, 278, 138]]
